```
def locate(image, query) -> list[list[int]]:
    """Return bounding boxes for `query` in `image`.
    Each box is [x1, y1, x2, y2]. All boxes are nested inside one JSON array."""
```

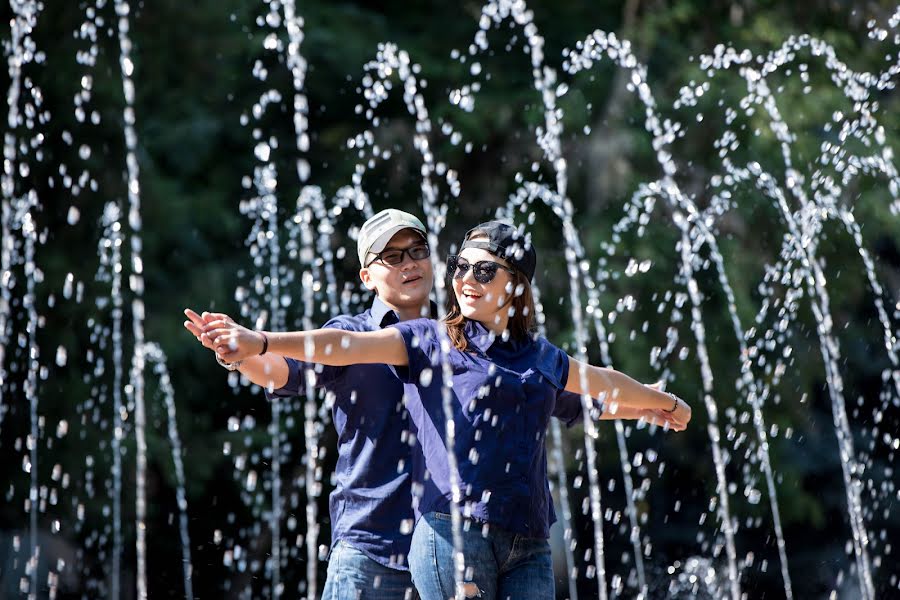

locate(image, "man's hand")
[[636, 407, 686, 431]]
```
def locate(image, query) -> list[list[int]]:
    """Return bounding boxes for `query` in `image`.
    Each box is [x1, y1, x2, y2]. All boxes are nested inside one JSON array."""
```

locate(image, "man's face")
[[359, 229, 434, 312]]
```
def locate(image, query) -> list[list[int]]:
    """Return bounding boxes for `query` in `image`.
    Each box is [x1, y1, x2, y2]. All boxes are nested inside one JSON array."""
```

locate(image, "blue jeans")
[[321, 540, 419, 600], [408, 512, 554, 600]]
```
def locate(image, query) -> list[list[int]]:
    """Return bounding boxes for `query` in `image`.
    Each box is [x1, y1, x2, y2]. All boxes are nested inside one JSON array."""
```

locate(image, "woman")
[[199, 221, 691, 599]]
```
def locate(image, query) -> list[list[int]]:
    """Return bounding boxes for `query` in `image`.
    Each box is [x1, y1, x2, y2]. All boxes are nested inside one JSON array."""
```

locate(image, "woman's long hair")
[[445, 264, 536, 352]]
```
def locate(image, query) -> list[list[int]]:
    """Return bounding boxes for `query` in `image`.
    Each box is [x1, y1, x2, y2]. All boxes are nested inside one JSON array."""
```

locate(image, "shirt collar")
[[463, 319, 532, 354], [370, 297, 438, 328], [463, 319, 497, 353]]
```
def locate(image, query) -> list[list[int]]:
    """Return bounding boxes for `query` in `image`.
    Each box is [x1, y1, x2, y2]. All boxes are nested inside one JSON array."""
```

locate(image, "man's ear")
[[359, 268, 377, 291]]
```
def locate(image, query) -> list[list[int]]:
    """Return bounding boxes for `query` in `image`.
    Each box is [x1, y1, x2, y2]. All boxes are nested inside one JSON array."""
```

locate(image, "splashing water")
[[1, 1, 898, 599], [143, 342, 194, 600]]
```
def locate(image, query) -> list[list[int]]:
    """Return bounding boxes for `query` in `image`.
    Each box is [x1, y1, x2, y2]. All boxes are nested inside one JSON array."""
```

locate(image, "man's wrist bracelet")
[[663, 393, 679, 413], [216, 354, 243, 371], [257, 331, 269, 355]]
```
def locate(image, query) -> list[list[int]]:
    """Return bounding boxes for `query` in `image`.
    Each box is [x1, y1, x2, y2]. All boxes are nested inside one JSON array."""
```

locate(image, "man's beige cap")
[[357, 209, 427, 266]]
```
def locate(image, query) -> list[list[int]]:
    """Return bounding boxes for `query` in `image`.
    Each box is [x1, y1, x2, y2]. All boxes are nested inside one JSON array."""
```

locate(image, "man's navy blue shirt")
[[391, 318, 580, 539], [266, 298, 420, 570]]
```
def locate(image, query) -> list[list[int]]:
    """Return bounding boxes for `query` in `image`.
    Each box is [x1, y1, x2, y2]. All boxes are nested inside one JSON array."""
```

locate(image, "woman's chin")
[[459, 306, 480, 320]]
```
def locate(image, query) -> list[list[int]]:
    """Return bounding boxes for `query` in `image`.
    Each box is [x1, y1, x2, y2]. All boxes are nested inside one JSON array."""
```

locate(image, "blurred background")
[[0, 1, 899, 598]]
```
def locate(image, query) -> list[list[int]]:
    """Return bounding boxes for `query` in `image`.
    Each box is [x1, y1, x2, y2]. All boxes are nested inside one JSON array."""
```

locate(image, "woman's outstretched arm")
[[184, 309, 291, 389], [565, 356, 692, 431], [192, 309, 410, 367]]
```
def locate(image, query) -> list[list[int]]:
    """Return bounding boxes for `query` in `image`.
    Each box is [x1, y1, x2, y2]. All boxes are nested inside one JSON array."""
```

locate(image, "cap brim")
[[361, 226, 426, 264]]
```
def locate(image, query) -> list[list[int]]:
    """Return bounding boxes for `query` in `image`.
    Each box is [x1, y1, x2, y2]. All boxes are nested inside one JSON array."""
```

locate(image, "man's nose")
[[399, 253, 418, 269]]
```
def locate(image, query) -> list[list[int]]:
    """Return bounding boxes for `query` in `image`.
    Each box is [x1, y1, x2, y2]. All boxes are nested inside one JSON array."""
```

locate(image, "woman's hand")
[[203, 320, 265, 363], [189, 311, 265, 364], [667, 396, 692, 429], [183, 308, 227, 351], [642, 381, 692, 432]]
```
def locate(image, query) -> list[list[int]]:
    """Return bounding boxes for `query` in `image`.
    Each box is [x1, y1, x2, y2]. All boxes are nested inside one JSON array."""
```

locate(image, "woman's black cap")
[[459, 221, 536, 281]]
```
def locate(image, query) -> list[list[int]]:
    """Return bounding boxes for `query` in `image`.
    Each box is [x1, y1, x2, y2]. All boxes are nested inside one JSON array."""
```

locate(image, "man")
[[186, 208, 435, 599]]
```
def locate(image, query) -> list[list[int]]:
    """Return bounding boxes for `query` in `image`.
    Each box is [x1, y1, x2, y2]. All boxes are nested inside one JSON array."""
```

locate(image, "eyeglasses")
[[366, 244, 430, 267], [446, 255, 516, 284]]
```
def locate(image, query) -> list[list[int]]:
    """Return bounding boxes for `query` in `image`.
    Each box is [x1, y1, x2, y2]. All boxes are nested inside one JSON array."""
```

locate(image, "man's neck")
[[387, 302, 430, 322]]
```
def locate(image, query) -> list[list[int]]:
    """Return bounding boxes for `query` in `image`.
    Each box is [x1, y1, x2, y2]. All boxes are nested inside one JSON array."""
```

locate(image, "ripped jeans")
[[408, 511, 554, 600]]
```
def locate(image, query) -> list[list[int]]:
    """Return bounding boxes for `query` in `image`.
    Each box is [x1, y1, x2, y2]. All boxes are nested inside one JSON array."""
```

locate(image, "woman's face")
[[451, 247, 515, 332]]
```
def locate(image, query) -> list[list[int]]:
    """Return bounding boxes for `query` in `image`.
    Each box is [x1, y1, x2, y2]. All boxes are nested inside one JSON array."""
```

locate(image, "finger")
[[201, 320, 230, 333], [184, 320, 203, 337], [201, 320, 222, 332], [204, 328, 229, 342], [202, 311, 230, 324], [214, 336, 240, 353], [656, 412, 683, 428], [199, 333, 216, 350], [184, 308, 206, 327]]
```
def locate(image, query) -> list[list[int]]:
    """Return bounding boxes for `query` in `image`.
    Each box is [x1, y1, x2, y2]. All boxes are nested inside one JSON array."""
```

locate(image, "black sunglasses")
[[366, 243, 430, 267], [446, 255, 516, 284]]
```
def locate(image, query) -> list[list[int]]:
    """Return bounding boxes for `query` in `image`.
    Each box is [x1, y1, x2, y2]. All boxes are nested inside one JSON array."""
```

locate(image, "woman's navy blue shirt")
[[391, 317, 573, 539]]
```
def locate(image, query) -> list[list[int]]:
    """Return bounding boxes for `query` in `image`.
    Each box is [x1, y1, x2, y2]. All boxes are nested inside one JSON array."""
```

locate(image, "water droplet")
[[254, 142, 271, 162]]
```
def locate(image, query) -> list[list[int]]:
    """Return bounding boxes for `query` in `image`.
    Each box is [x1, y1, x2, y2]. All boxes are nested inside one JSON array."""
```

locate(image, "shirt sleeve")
[[388, 318, 442, 386], [532, 337, 570, 390], [548, 347, 608, 427], [532, 338, 598, 428], [264, 318, 351, 399], [552, 390, 584, 428]]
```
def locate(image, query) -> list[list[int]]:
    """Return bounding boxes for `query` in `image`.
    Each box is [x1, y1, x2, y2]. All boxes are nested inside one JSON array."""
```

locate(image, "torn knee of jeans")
[[458, 582, 483, 598]]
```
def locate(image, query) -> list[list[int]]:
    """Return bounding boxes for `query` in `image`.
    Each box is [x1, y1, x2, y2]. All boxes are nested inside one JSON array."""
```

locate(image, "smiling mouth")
[[461, 290, 482, 300], [402, 274, 423, 284]]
